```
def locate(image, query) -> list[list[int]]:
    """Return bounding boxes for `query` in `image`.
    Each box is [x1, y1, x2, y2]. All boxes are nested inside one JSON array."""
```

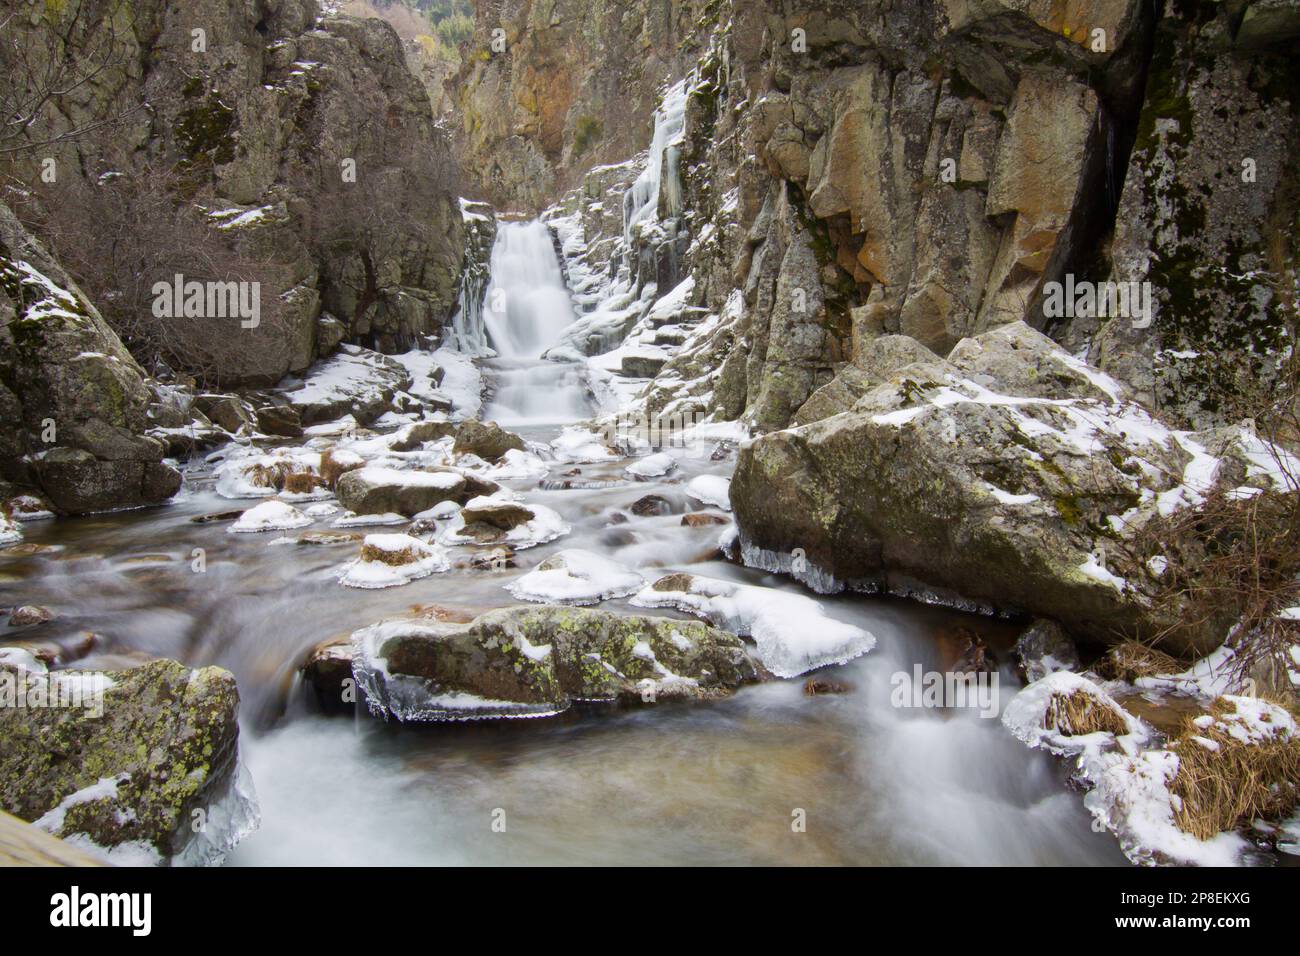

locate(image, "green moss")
[[572, 115, 603, 157], [175, 92, 236, 166], [1054, 493, 1083, 527]]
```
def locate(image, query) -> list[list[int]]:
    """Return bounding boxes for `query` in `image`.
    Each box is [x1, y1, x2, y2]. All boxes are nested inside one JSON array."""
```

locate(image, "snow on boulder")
[[229, 500, 313, 533], [336, 465, 490, 517], [625, 452, 675, 478], [350, 605, 763, 722], [438, 496, 569, 550], [339, 534, 451, 589], [275, 345, 411, 426], [506, 549, 643, 605], [0, 511, 22, 546], [550, 427, 619, 463], [632, 572, 875, 678], [686, 474, 730, 511]]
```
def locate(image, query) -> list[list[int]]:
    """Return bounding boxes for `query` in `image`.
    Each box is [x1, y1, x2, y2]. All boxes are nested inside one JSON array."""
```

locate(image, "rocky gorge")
[[0, 0, 1297, 869]]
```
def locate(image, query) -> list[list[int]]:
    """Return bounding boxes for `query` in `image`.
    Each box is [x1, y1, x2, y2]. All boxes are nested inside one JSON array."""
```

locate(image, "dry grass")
[[1169, 698, 1300, 840], [246, 461, 290, 490], [1044, 690, 1131, 737], [1099, 640, 1185, 683], [320, 449, 362, 490], [281, 470, 321, 495], [359, 543, 420, 566]]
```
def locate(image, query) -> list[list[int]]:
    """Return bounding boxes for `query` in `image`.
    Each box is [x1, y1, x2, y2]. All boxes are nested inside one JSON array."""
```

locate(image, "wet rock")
[[298, 530, 362, 546], [1015, 619, 1082, 684], [254, 404, 303, 438], [0, 658, 253, 865], [458, 499, 534, 531], [191, 509, 245, 524], [351, 605, 764, 722], [7, 606, 53, 628], [452, 419, 526, 462], [336, 465, 486, 517], [389, 420, 456, 452], [681, 512, 728, 527], [803, 677, 852, 696], [301, 637, 355, 713], [942, 625, 996, 676], [194, 394, 254, 434], [467, 546, 516, 571], [630, 494, 672, 517], [34, 449, 182, 515]]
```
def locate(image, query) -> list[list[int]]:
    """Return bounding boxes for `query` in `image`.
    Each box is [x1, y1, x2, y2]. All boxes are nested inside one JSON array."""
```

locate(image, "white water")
[[477, 221, 591, 426], [482, 221, 576, 359], [622, 79, 688, 244]]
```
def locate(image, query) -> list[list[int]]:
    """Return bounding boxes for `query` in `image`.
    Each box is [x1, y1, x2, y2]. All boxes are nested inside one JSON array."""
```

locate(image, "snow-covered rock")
[[685, 474, 730, 511], [625, 452, 675, 478], [505, 550, 643, 605], [229, 500, 313, 533], [437, 497, 569, 550], [732, 321, 1298, 654], [339, 534, 451, 589], [350, 605, 763, 722], [632, 572, 875, 678]]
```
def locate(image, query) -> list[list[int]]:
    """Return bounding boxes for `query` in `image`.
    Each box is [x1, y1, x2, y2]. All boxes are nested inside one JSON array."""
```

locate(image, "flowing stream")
[[0, 220, 1128, 866]]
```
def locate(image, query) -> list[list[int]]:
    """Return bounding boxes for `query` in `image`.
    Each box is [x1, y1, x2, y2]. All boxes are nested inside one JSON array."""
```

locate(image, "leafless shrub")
[[9, 151, 296, 387], [0, 1, 138, 156], [1130, 333, 1300, 691], [294, 130, 456, 331]]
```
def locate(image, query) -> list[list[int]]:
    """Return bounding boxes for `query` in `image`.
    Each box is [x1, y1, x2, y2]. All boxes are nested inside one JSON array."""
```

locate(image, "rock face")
[[1091, 3, 1300, 429], [450, 0, 703, 211], [730, 322, 1283, 653], [0, 202, 181, 514], [0, 658, 253, 865], [351, 605, 764, 721], [7, 0, 464, 385], [496, 0, 1294, 438]]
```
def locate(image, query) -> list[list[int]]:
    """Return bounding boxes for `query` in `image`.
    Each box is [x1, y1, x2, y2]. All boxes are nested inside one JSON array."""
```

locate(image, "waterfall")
[[478, 220, 590, 426], [481, 221, 577, 359], [622, 79, 689, 245]]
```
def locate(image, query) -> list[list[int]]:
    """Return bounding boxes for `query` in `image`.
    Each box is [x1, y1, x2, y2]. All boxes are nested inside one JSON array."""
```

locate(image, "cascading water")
[[622, 79, 688, 245], [478, 221, 591, 427]]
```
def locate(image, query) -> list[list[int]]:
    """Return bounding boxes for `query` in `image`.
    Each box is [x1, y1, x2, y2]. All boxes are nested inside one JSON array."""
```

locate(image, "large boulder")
[[0, 656, 256, 865], [336, 465, 496, 517], [0, 202, 181, 514], [731, 322, 1285, 654], [452, 419, 526, 462], [350, 605, 764, 721]]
